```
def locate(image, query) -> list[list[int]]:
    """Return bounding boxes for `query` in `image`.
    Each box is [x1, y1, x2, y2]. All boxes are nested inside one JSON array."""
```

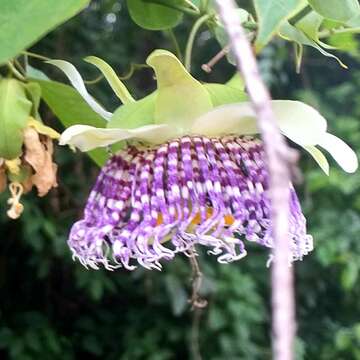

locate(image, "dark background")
[[1, 1, 360, 359]]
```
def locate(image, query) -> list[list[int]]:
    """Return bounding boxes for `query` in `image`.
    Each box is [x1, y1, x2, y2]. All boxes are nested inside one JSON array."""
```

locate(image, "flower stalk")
[[215, 1, 297, 359]]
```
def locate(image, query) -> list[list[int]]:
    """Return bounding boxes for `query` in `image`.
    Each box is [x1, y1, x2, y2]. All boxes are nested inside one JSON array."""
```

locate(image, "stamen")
[[67, 135, 313, 270]]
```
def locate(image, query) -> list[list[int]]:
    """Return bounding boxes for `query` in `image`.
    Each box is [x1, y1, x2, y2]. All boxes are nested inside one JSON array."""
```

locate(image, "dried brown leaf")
[[23, 128, 57, 197]]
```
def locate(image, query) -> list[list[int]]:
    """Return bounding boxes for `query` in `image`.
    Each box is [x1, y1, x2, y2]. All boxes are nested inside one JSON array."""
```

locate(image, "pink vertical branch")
[[215, 1, 297, 359]]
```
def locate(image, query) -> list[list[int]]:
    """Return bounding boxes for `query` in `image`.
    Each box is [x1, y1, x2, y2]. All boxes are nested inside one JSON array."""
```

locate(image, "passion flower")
[[48, 50, 357, 270]]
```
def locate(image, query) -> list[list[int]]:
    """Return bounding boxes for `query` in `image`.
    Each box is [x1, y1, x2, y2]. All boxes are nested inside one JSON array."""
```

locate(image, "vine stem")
[[22, 51, 50, 61], [7, 61, 25, 80], [185, 14, 212, 72], [215, 1, 297, 360], [168, 29, 183, 63], [318, 26, 360, 38]]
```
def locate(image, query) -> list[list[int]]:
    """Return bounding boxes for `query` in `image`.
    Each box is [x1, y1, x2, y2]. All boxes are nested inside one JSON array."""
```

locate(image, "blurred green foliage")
[[1, 1, 360, 359]]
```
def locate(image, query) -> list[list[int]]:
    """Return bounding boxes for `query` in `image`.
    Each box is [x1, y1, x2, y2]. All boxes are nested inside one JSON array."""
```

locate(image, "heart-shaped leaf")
[[254, 0, 305, 51], [308, 0, 360, 23], [127, 0, 183, 30]]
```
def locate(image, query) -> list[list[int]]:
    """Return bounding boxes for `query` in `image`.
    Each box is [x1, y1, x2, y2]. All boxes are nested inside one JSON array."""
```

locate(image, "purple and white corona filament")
[[68, 135, 313, 270]]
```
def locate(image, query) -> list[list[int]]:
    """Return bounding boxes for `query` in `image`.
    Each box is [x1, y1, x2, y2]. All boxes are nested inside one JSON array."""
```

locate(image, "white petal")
[[46, 60, 112, 120], [318, 132, 358, 173], [190, 103, 258, 136], [59, 124, 174, 152], [190, 101, 327, 146], [271, 100, 327, 146], [303, 145, 329, 175]]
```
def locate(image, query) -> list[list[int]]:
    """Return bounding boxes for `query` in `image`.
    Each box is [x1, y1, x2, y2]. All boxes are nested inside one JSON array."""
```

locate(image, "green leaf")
[[0, 79, 32, 159], [107, 93, 156, 129], [279, 22, 347, 68], [0, 0, 90, 64], [146, 49, 213, 132], [35, 80, 108, 166], [204, 83, 248, 107], [226, 72, 245, 90], [126, 0, 183, 30], [84, 56, 135, 104], [341, 261, 358, 290], [254, 0, 304, 50], [308, 0, 360, 23]]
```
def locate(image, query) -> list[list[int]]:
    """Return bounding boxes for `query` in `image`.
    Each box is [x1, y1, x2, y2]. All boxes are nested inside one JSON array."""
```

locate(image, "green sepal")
[[84, 56, 135, 104], [146, 49, 213, 133]]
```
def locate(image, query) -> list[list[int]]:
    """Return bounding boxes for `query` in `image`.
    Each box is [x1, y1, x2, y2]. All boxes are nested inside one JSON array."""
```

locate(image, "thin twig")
[[190, 307, 203, 360], [22, 51, 51, 61], [215, 1, 297, 360], [188, 247, 207, 310], [188, 247, 206, 360], [168, 29, 183, 63], [201, 45, 230, 73], [185, 14, 212, 72], [84, 74, 104, 85], [7, 61, 26, 80]]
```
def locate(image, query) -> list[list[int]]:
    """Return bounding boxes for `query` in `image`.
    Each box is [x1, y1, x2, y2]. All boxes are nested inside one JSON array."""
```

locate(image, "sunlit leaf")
[[127, 0, 183, 30], [146, 49, 213, 132], [84, 56, 135, 104], [0, 0, 90, 64], [0, 79, 32, 159], [308, 0, 360, 23], [254, 0, 305, 50]]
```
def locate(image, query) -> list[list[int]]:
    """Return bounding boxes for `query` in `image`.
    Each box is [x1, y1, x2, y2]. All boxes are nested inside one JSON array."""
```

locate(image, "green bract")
[[0, 79, 32, 159], [48, 49, 358, 175]]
